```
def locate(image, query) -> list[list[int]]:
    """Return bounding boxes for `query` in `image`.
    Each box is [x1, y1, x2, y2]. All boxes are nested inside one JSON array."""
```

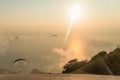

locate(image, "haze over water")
[[0, 0, 120, 73]]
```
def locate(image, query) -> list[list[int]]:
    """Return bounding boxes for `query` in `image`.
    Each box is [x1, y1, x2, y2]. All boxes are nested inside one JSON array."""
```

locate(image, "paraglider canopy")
[[13, 58, 27, 64], [13, 58, 29, 74], [50, 34, 58, 48], [50, 34, 58, 41], [51, 35, 58, 37]]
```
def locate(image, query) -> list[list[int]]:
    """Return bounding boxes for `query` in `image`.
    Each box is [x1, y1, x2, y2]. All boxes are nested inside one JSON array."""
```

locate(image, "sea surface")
[[0, 74, 119, 80]]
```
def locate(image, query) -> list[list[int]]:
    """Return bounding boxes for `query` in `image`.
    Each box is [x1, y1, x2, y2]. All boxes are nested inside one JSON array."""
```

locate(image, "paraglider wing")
[[13, 58, 27, 64], [51, 35, 58, 37], [50, 34, 58, 41], [13, 58, 29, 74]]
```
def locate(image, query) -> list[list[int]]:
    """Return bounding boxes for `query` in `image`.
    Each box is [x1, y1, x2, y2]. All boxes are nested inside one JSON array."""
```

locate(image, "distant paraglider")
[[51, 35, 58, 37], [14, 35, 22, 39], [51, 35, 58, 41], [13, 58, 29, 74], [50, 34, 58, 48]]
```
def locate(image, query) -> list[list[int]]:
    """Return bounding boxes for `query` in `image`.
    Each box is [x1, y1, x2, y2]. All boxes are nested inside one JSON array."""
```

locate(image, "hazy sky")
[[0, 0, 120, 73], [0, 0, 120, 31]]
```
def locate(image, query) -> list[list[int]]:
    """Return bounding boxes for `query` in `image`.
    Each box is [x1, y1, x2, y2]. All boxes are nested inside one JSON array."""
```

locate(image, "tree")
[[62, 59, 87, 73]]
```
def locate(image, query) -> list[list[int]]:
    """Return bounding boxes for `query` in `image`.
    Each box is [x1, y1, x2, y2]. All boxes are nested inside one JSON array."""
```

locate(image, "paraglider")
[[13, 58, 27, 64], [13, 34, 22, 39], [51, 35, 58, 42], [50, 34, 58, 48], [51, 35, 58, 37], [13, 58, 29, 74]]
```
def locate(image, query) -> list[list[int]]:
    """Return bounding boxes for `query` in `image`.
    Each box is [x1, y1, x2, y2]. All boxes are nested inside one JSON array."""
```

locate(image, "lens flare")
[[65, 5, 81, 42], [64, 18, 74, 42]]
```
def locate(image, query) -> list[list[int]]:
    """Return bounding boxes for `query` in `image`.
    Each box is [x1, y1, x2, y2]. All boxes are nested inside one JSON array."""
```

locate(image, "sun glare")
[[65, 5, 83, 42], [67, 35, 85, 60], [69, 5, 80, 20]]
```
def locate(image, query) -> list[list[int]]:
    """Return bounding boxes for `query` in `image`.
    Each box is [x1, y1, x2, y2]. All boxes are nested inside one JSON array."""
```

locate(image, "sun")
[[69, 5, 81, 21], [65, 4, 85, 42]]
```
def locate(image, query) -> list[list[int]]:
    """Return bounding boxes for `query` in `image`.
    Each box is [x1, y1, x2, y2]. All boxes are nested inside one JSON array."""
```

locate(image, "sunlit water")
[[0, 74, 119, 80]]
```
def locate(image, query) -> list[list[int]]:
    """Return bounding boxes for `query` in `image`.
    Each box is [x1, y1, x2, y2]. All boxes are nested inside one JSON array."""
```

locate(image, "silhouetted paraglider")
[[51, 35, 58, 41], [14, 35, 22, 39], [50, 34, 58, 48], [13, 58, 29, 74], [51, 35, 58, 37]]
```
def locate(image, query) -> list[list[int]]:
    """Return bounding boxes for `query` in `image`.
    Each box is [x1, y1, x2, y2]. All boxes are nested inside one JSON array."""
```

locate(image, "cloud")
[[0, 33, 88, 73], [0, 36, 10, 55], [53, 48, 80, 61], [0, 34, 61, 73], [88, 39, 114, 48], [52, 47, 86, 72]]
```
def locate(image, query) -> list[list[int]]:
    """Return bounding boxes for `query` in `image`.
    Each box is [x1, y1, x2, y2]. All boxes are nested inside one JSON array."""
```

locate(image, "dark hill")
[[30, 69, 45, 74], [63, 48, 120, 75], [0, 68, 17, 74]]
